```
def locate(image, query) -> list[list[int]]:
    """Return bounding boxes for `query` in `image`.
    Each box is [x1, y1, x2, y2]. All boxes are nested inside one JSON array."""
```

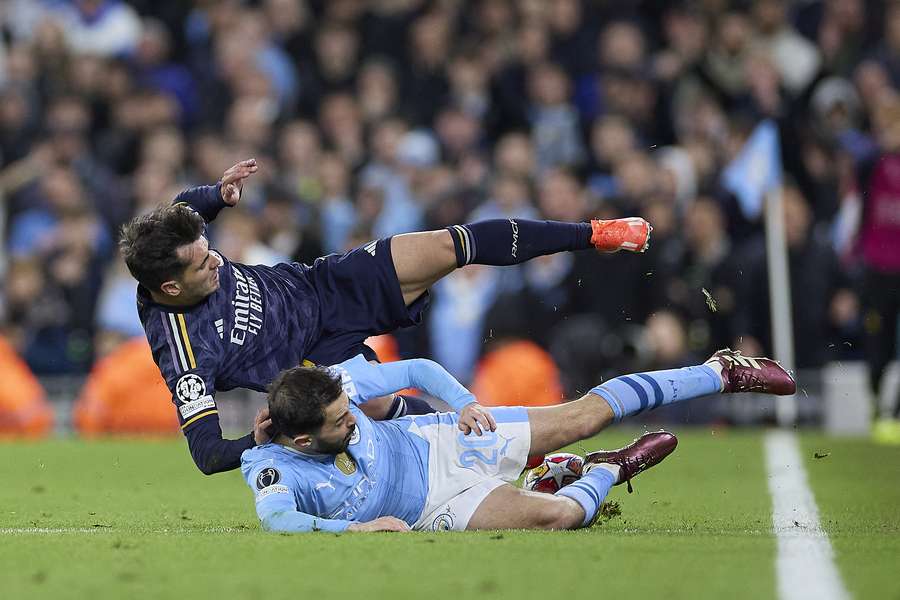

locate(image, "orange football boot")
[[590, 217, 652, 253]]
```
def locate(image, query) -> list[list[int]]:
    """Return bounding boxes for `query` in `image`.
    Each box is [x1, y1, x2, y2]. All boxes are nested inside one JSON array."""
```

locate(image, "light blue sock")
[[555, 467, 617, 528], [590, 365, 722, 422]]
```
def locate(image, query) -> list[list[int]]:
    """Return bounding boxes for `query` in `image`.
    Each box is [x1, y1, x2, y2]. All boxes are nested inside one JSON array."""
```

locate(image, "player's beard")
[[315, 432, 352, 455]]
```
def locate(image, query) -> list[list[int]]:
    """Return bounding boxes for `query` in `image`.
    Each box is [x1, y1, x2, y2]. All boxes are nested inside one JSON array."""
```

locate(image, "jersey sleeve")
[[247, 463, 351, 533], [151, 311, 253, 474], [332, 354, 475, 411], [172, 182, 227, 223]]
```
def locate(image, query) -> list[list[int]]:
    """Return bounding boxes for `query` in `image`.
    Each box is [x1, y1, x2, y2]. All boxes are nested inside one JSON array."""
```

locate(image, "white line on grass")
[[764, 430, 850, 600], [0, 528, 102, 534], [0, 526, 250, 535]]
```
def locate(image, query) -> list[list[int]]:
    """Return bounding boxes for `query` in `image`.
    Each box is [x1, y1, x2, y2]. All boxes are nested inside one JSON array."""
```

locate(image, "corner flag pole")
[[765, 186, 797, 426]]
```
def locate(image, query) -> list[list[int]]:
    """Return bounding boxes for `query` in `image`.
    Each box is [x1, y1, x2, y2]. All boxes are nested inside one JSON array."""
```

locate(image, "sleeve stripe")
[[452, 226, 471, 264], [167, 313, 190, 371], [181, 409, 218, 429], [160, 313, 181, 372], [177, 313, 197, 369]]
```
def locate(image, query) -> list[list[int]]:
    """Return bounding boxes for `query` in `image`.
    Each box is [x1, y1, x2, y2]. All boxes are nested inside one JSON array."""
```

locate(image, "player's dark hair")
[[118, 205, 205, 292], [267, 367, 344, 436]]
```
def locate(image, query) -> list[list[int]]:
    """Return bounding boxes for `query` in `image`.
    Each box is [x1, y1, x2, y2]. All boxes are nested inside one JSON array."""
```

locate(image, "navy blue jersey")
[[138, 253, 321, 415], [136, 184, 429, 475]]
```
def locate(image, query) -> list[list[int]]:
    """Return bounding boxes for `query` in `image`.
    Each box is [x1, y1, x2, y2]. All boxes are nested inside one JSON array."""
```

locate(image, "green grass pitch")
[[1, 429, 898, 600]]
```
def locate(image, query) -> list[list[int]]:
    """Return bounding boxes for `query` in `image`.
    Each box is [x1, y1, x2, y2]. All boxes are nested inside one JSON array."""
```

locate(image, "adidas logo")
[[364, 241, 377, 256], [215, 319, 224, 339]]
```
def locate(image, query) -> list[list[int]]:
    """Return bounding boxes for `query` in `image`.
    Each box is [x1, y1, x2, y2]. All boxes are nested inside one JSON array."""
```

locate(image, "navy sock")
[[388, 394, 435, 418], [447, 219, 593, 267]]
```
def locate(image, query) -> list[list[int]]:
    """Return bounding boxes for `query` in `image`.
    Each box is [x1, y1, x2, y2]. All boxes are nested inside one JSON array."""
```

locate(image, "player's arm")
[[151, 319, 265, 475], [335, 355, 496, 435], [250, 467, 406, 533], [260, 506, 407, 533], [255, 488, 407, 533], [182, 413, 258, 475], [172, 159, 258, 222], [248, 466, 347, 532], [260, 506, 351, 533]]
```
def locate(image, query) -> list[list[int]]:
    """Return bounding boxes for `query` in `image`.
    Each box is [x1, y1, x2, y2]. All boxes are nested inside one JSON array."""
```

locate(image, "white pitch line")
[[764, 430, 851, 600], [0, 528, 103, 534]]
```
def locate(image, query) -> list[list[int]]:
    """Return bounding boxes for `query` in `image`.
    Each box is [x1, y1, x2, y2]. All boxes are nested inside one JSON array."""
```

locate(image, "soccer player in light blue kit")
[[241, 349, 795, 532]]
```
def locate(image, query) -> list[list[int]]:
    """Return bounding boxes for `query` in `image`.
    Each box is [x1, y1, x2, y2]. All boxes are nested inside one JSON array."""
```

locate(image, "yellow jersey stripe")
[[181, 409, 218, 429], [177, 313, 197, 369]]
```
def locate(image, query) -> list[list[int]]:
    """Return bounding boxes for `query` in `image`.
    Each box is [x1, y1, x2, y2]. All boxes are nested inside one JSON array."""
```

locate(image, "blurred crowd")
[[0, 0, 897, 410]]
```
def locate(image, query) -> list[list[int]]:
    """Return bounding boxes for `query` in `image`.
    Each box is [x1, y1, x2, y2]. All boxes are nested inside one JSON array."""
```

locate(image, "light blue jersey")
[[240, 355, 478, 533]]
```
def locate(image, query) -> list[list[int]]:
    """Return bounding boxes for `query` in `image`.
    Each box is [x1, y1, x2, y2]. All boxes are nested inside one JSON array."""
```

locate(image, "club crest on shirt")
[[256, 467, 281, 490], [176, 374, 206, 403], [348, 425, 360, 446], [335, 452, 357, 475]]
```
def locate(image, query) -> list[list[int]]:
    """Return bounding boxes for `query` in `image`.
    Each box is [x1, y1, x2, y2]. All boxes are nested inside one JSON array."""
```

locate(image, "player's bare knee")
[[359, 395, 394, 420], [433, 229, 457, 265]]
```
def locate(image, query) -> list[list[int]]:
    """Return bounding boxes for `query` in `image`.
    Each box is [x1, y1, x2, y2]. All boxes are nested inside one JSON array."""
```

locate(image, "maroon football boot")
[[583, 430, 678, 493], [705, 349, 796, 395]]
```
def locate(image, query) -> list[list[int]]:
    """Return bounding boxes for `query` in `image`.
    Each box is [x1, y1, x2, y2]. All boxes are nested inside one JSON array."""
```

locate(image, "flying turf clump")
[[593, 501, 622, 525]]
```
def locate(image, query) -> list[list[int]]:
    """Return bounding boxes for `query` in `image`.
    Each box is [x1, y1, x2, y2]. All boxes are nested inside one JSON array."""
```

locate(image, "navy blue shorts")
[[303, 237, 430, 365]]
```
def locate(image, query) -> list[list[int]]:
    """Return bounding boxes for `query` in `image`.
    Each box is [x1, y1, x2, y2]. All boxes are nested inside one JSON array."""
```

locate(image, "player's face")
[[174, 237, 221, 301], [310, 392, 357, 455]]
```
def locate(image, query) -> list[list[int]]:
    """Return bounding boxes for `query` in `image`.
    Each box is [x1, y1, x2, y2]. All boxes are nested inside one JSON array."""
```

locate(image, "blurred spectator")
[[429, 265, 499, 383], [752, 0, 821, 96], [655, 197, 742, 357], [356, 59, 400, 126], [48, 0, 141, 58], [732, 184, 858, 368], [406, 11, 450, 125], [213, 206, 287, 266], [132, 18, 198, 127], [527, 62, 584, 172], [856, 96, 900, 420], [318, 152, 357, 254]]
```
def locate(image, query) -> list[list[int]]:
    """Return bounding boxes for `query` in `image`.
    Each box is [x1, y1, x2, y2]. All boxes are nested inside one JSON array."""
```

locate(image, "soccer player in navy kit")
[[119, 159, 654, 475]]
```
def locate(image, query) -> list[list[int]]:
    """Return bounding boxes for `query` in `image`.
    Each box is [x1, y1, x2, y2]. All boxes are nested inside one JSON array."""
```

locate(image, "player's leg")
[[390, 217, 651, 305], [527, 350, 796, 456], [865, 270, 898, 415], [466, 483, 589, 530], [468, 437, 665, 530], [358, 392, 433, 420]]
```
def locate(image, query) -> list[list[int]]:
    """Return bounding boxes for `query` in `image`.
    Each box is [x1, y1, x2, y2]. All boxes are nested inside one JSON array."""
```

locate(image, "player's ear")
[[160, 279, 181, 297], [293, 434, 312, 448]]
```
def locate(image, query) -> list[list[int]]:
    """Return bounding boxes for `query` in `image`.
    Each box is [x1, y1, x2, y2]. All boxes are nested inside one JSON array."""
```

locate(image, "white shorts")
[[407, 407, 531, 531]]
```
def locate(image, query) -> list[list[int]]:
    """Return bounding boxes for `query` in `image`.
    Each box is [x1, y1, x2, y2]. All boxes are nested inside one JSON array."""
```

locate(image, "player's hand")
[[346, 517, 411, 533], [253, 407, 273, 445], [458, 402, 496, 436], [219, 158, 258, 206]]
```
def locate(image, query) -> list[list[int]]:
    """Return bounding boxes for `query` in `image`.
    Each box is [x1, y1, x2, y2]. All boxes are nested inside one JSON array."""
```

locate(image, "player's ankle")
[[704, 360, 726, 392], [584, 462, 622, 483]]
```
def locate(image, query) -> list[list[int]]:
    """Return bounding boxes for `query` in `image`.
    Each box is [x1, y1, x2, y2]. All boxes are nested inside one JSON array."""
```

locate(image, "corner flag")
[[722, 120, 782, 221]]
